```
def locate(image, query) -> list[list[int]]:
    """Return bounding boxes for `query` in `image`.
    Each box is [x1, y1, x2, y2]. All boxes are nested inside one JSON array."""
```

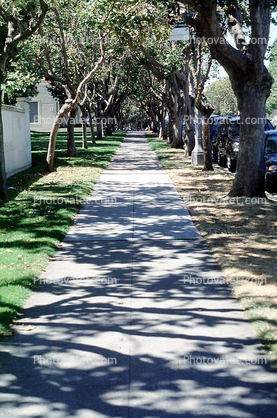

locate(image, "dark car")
[[265, 130, 277, 193], [216, 116, 275, 172], [209, 115, 225, 162], [216, 116, 240, 171]]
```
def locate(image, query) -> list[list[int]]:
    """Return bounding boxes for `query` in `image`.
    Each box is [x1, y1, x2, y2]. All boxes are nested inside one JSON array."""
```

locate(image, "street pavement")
[[0, 132, 276, 418]]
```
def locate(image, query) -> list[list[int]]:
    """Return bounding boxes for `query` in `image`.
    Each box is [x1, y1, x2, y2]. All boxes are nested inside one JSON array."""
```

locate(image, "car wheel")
[[227, 153, 236, 172], [217, 153, 227, 167], [265, 179, 277, 193]]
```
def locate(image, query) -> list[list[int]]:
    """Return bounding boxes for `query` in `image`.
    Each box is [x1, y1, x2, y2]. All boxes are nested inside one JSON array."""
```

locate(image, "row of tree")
[[0, 0, 276, 202]]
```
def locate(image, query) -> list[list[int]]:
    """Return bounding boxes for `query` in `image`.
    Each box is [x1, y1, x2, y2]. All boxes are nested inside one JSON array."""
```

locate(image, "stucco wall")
[[2, 98, 32, 179]]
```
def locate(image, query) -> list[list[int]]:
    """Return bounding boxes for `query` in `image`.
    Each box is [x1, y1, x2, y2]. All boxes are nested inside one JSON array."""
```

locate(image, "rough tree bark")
[[167, 74, 187, 149], [199, 104, 214, 171]]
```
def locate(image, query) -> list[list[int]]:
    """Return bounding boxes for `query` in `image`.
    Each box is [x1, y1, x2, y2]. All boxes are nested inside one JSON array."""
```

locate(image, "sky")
[[269, 19, 277, 48]]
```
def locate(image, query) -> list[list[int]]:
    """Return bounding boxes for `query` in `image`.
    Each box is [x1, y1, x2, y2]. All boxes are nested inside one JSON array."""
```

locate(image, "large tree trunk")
[[67, 108, 78, 157], [0, 89, 8, 202], [230, 88, 267, 197], [196, 99, 214, 170], [184, 125, 195, 156], [158, 106, 167, 140], [171, 115, 184, 149], [152, 116, 159, 133], [167, 74, 187, 149]]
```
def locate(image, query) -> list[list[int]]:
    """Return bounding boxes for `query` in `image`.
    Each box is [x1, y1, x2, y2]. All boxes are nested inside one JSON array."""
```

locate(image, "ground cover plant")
[[146, 132, 277, 370], [0, 130, 126, 337]]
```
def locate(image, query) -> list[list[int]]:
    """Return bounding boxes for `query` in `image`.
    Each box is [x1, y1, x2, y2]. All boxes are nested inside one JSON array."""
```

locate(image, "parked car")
[[126, 127, 136, 131], [265, 130, 277, 192], [209, 115, 225, 162], [216, 116, 275, 172], [216, 116, 240, 171]]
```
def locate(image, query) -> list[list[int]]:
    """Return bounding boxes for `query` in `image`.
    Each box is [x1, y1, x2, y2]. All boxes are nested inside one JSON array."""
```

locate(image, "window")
[[30, 102, 39, 123], [265, 136, 277, 154]]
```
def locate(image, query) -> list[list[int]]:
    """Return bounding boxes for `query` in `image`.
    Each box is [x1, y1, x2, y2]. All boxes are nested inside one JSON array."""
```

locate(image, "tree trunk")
[[101, 118, 106, 137], [202, 112, 213, 171], [81, 109, 88, 149], [106, 119, 113, 136], [184, 96, 195, 156], [0, 89, 8, 202], [87, 106, 96, 144], [229, 89, 267, 197], [46, 99, 76, 171], [167, 119, 173, 144], [152, 117, 158, 133], [184, 126, 195, 156], [158, 107, 167, 140], [67, 108, 78, 157], [171, 116, 184, 149], [97, 123, 102, 139]]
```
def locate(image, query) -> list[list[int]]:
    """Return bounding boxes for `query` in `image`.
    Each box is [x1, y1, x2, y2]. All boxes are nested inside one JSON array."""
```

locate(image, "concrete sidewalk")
[[0, 132, 276, 418]]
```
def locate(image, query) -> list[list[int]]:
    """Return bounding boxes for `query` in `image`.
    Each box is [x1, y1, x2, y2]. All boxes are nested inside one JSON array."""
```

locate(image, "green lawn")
[[146, 133, 190, 169], [0, 130, 126, 337]]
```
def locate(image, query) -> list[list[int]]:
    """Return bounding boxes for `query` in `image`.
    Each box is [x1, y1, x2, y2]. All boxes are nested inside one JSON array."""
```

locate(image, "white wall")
[[30, 82, 59, 132], [2, 98, 32, 179]]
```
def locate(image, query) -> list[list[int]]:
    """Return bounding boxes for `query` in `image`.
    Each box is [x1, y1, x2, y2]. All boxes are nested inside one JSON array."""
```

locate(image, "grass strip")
[[147, 133, 190, 169], [0, 130, 126, 337]]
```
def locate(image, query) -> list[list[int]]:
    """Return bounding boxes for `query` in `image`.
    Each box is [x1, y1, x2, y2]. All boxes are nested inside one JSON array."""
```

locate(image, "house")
[[29, 80, 82, 132], [29, 80, 59, 132]]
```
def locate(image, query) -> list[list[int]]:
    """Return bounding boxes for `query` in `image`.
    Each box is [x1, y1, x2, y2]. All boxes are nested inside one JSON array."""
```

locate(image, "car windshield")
[[265, 135, 277, 154], [229, 122, 240, 136]]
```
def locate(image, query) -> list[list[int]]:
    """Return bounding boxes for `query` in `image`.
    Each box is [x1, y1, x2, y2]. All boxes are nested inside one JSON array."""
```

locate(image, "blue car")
[[265, 130, 277, 193]]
